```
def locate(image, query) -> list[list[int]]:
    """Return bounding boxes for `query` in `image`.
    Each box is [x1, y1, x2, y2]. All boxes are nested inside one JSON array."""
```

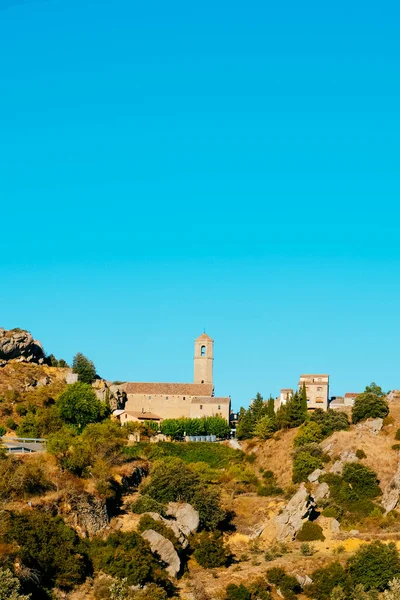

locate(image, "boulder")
[[330, 450, 358, 474], [274, 483, 316, 541], [0, 328, 45, 364], [144, 512, 188, 548], [141, 529, 180, 577], [313, 482, 330, 503], [166, 502, 199, 536], [382, 460, 400, 514], [331, 518, 341, 534], [66, 372, 79, 384], [355, 418, 383, 435], [308, 468, 324, 483], [65, 492, 109, 537]]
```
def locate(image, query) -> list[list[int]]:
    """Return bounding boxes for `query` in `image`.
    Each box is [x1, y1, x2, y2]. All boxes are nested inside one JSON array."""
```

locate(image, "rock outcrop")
[[382, 459, 400, 514], [141, 529, 180, 577], [144, 512, 188, 548], [0, 328, 46, 365], [65, 492, 109, 537], [330, 450, 358, 474], [274, 484, 316, 541], [166, 502, 200, 536], [355, 418, 384, 435]]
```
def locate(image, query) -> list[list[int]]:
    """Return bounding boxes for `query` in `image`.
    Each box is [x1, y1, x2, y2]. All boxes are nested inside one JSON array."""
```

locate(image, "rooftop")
[[123, 410, 161, 420], [191, 396, 230, 405], [123, 382, 214, 396], [195, 332, 214, 342]]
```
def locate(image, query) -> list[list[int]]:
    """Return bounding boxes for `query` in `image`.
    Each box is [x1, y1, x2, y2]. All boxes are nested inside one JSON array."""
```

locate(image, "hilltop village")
[[1, 326, 400, 600]]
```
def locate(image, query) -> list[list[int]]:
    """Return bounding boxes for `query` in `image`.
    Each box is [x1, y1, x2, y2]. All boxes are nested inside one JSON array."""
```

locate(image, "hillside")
[[1, 355, 400, 599]]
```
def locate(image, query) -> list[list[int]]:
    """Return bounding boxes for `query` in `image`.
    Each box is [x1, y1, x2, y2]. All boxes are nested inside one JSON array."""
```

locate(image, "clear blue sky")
[[1, 0, 400, 410]]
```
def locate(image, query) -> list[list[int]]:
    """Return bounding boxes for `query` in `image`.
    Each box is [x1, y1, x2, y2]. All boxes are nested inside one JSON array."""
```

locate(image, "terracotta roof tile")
[[124, 382, 214, 396], [195, 333, 214, 341], [191, 397, 230, 405], [123, 410, 161, 420]]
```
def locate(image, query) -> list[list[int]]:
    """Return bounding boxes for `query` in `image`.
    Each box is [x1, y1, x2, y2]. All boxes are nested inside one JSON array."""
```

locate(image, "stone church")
[[116, 333, 231, 425]]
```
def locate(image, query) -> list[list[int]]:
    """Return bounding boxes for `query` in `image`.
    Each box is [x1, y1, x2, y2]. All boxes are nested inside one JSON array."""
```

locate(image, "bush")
[[0, 568, 30, 600], [225, 584, 252, 600], [193, 532, 230, 568], [0, 425, 6, 437], [267, 567, 301, 599], [5, 418, 17, 431], [352, 393, 389, 424], [293, 444, 327, 483], [296, 521, 325, 541], [342, 463, 381, 499], [131, 495, 166, 516], [305, 562, 350, 599], [356, 449, 367, 459], [192, 486, 226, 530], [301, 543, 315, 556], [294, 422, 324, 446], [348, 541, 400, 591], [16, 413, 41, 438], [254, 416, 276, 440], [310, 410, 349, 438], [0, 456, 54, 500], [392, 444, 400, 451], [144, 457, 200, 503], [395, 429, 400, 441]]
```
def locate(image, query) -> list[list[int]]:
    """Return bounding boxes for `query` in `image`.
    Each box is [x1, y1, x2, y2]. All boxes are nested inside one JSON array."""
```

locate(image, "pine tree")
[[72, 352, 96, 384], [301, 383, 308, 412], [285, 391, 307, 428]]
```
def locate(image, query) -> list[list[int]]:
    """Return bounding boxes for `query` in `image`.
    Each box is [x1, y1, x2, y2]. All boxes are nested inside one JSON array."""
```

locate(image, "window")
[[165, 396, 168, 400], [316, 397, 323, 403], [317, 387, 322, 392], [183, 396, 186, 401], [201, 345, 206, 356], [200, 405, 203, 410], [148, 396, 152, 400], [218, 405, 221, 410], [201, 380, 204, 383]]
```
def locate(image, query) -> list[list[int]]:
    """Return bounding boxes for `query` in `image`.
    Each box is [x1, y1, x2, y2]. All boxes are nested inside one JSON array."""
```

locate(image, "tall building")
[[298, 374, 329, 410]]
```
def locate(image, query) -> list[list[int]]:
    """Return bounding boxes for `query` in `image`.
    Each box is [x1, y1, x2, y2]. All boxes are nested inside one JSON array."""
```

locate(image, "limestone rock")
[[355, 418, 383, 435], [330, 450, 358, 474], [144, 512, 188, 548], [141, 529, 180, 577], [296, 574, 312, 587], [66, 372, 79, 384], [330, 518, 341, 533], [308, 468, 323, 483], [229, 439, 242, 450], [166, 502, 199, 536], [66, 492, 109, 537], [313, 482, 330, 503], [274, 483, 316, 541], [0, 328, 45, 364], [382, 460, 400, 514]]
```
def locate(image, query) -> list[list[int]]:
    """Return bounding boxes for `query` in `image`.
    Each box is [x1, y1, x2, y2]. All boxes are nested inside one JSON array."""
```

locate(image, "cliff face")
[[0, 328, 46, 365]]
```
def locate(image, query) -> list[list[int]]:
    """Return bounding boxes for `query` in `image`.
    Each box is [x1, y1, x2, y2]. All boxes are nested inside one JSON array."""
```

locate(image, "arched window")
[[201, 345, 206, 356]]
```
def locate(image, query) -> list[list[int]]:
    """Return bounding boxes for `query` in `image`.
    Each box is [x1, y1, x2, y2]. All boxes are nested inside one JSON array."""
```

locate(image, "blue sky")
[[1, 0, 400, 410]]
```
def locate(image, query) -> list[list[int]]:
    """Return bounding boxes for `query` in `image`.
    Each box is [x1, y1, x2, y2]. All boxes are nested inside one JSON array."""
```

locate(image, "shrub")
[[0, 568, 30, 600], [393, 444, 400, 451], [192, 486, 226, 530], [90, 531, 169, 587], [2, 511, 87, 591], [352, 393, 389, 424], [56, 382, 105, 430], [193, 532, 230, 568], [263, 470, 274, 480], [257, 483, 283, 497], [225, 584, 252, 600], [294, 421, 324, 446], [144, 457, 200, 503], [356, 449, 367, 459], [266, 567, 301, 599], [5, 418, 17, 431], [296, 521, 325, 541], [348, 541, 400, 591], [16, 413, 41, 438], [293, 444, 327, 483], [342, 463, 381, 499], [305, 562, 350, 599], [0, 425, 6, 437], [301, 543, 315, 556], [0, 456, 54, 500], [131, 495, 166, 516], [395, 429, 400, 441], [310, 410, 349, 438]]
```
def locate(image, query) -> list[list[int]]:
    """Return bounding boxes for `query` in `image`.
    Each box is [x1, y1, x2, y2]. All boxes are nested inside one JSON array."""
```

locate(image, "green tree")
[[285, 391, 308, 428], [16, 413, 41, 438], [56, 382, 104, 430], [305, 562, 350, 600], [72, 352, 96, 384], [204, 415, 231, 438], [365, 382, 386, 397], [236, 407, 255, 440], [254, 415, 276, 440], [0, 568, 30, 600], [144, 457, 200, 503], [348, 541, 400, 591], [294, 421, 324, 446], [160, 418, 186, 440], [310, 409, 349, 437], [301, 383, 308, 412], [225, 584, 252, 600], [352, 392, 389, 424]]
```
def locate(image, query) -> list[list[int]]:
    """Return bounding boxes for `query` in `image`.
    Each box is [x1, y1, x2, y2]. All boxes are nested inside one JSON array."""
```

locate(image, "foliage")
[[131, 495, 166, 516], [365, 382, 386, 397], [225, 584, 252, 600], [253, 415, 276, 440], [2, 511, 88, 591], [383, 578, 400, 599], [236, 393, 270, 440], [160, 419, 185, 440], [309, 409, 349, 438], [193, 532, 230, 568], [292, 444, 328, 483], [0, 425, 6, 436], [356, 449, 367, 459], [90, 531, 169, 588], [294, 421, 324, 446], [16, 412, 41, 438], [192, 486, 227, 530], [160, 416, 230, 440], [305, 562, 350, 600], [72, 352, 96, 384], [277, 391, 307, 430], [348, 541, 400, 591], [296, 521, 325, 541], [395, 429, 400, 441], [56, 382, 106, 430], [300, 543, 315, 556], [0, 568, 30, 600], [0, 456, 54, 500], [137, 515, 181, 551], [127, 441, 244, 469], [225, 580, 271, 600], [352, 392, 389, 424], [47, 354, 69, 368], [266, 567, 301, 599]]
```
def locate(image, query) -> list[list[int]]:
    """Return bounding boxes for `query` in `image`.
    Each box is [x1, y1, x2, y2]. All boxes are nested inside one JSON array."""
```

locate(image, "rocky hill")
[[0, 327, 46, 365]]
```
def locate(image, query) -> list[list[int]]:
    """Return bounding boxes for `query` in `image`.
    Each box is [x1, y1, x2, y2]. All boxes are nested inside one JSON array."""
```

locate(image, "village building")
[[116, 333, 231, 425], [298, 374, 329, 410]]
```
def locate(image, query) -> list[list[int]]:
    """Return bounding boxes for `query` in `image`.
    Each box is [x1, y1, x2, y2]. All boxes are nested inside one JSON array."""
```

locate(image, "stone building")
[[298, 374, 329, 410], [117, 333, 231, 424], [279, 388, 294, 405]]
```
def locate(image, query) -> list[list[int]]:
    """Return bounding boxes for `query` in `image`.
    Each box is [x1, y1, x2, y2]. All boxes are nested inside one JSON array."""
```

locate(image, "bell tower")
[[194, 333, 214, 385]]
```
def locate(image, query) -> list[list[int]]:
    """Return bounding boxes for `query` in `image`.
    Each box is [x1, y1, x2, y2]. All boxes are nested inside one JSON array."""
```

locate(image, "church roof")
[[124, 382, 214, 396], [196, 332, 213, 342], [123, 410, 161, 420]]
